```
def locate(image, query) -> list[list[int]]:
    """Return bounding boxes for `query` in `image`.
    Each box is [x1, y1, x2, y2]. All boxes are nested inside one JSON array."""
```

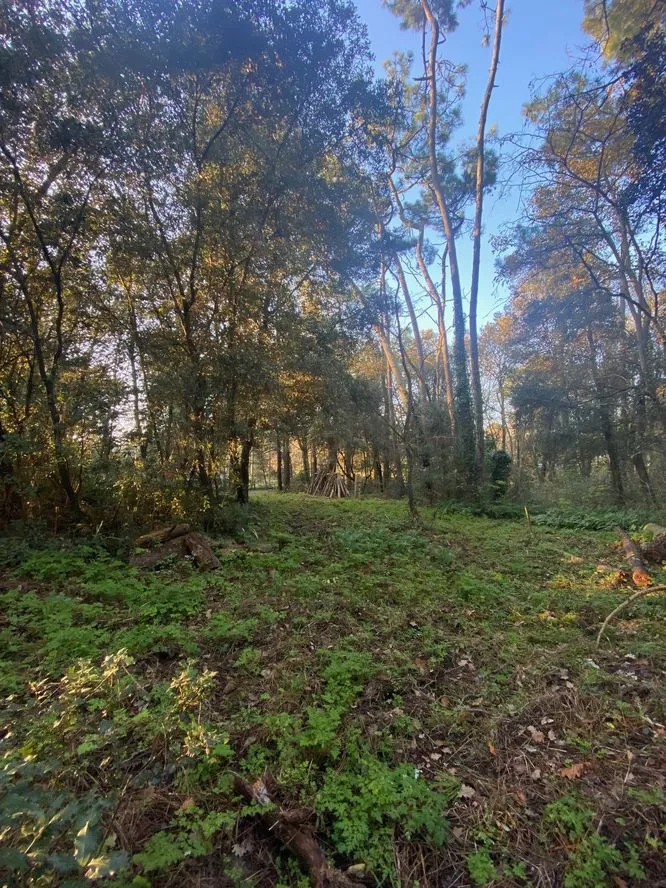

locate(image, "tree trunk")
[[236, 438, 252, 504], [283, 440, 292, 490], [632, 452, 657, 506], [299, 439, 311, 485], [276, 435, 283, 491], [469, 0, 505, 481], [421, 0, 476, 493]]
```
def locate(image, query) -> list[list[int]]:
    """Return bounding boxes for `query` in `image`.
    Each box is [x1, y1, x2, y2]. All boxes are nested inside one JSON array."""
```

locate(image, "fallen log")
[[234, 777, 355, 888], [130, 530, 219, 570], [183, 532, 221, 570], [616, 527, 652, 587], [135, 524, 190, 548], [130, 536, 188, 569], [596, 584, 666, 648]]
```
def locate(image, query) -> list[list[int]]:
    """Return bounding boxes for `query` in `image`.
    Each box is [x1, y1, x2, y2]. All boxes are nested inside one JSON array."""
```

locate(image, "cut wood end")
[[632, 569, 652, 587]]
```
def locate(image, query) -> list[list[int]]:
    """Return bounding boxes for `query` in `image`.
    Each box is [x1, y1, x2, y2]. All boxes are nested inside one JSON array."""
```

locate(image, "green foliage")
[[467, 848, 497, 885], [0, 494, 664, 886], [532, 507, 659, 531], [133, 805, 236, 873], [317, 735, 451, 881], [543, 797, 646, 887]]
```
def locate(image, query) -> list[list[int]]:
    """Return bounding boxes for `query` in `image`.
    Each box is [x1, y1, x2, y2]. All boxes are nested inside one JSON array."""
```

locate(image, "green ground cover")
[[1, 493, 665, 887]]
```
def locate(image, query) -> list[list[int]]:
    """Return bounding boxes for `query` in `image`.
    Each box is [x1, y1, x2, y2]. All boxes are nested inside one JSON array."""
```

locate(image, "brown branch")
[[234, 777, 355, 888], [596, 585, 666, 649]]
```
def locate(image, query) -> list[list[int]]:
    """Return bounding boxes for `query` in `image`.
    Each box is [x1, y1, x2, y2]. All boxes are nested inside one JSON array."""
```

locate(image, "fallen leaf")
[[430, 752, 442, 761], [458, 784, 476, 799], [560, 762, 586, 780], [488, 741, 496, 755], [527, 726, 545, 743], [531, 768, 541, 780]]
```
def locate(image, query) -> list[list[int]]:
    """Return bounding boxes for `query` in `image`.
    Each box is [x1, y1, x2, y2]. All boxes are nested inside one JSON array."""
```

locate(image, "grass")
[[1, 492, 665, 887]]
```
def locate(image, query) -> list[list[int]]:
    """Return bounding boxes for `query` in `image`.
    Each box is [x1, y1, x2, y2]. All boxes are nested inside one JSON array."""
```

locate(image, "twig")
[[596, 585, 666, 649]]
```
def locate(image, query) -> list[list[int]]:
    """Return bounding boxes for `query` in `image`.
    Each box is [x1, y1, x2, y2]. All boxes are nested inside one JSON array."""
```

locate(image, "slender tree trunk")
[[422, 0, 476, 492], [469, 0, 505, 480], [299, 439, 311, 485], [392, 252, 428, 401], [235, 438, 252, 504], [283, 441, 292, 490], [586, 329, 625, 506], [633, 452, 657, 506], [276, 435, 283, 491], [373, 449, 384, 492]]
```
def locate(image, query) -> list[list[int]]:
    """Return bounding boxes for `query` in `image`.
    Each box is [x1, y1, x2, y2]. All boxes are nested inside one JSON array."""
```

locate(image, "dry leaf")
[[527, 726, 545, 743], [458, 784, 476, 799], [531, 768, 542, 780], [488, 741, 496, 755], [560, 762, 586, 780]]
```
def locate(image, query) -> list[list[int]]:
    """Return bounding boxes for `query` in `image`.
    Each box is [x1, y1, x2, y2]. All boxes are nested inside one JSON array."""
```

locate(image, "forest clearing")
[[1, 494, 666, 887], [1, 0, 666, 884]]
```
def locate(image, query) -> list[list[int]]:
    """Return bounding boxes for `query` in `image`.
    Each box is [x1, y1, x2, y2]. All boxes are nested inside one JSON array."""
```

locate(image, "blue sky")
[[353, 0, 591, 325]]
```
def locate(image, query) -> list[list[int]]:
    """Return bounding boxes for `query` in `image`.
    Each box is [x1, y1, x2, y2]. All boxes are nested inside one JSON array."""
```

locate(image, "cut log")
[[130, 536, 188, 569], [183, 532, 220, 570], [642, 531, 666, 565], [234, 777, 354, 888], [135, 524, 190, 548], [616, 526, 652, 587]]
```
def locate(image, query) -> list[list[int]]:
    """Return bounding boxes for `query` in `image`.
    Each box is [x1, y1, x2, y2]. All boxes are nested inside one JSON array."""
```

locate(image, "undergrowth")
[[0, 493, 664, 887]]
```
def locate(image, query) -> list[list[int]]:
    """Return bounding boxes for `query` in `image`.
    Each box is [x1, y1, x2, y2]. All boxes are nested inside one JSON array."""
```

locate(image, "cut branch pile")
[[131, 523, 220, 570], [308, 470, 349, 498], [642, 530, 666, 565]]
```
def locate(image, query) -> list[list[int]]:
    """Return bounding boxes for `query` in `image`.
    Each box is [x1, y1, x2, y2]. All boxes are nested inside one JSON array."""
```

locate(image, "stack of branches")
[[308, 469, 349, 499]]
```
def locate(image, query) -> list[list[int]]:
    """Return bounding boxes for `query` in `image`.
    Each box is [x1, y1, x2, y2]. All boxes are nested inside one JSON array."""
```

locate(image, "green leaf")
[[73, 820, 101, 865], [47, 853, 81, 874]]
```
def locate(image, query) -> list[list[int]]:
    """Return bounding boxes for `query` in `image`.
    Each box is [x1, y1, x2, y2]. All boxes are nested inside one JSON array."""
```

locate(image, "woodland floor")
[[1, 493, 666, 888]]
